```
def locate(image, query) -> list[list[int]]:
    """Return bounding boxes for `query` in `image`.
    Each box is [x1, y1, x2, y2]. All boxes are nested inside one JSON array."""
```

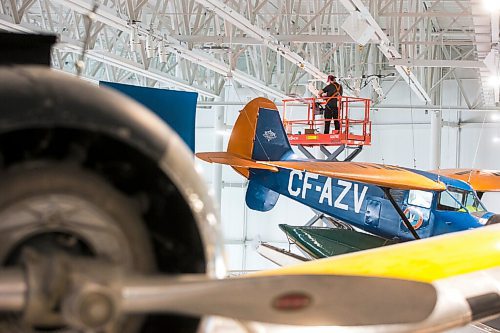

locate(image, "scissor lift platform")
[[282, 96, 374, 233], [283, 96, 372, 147]]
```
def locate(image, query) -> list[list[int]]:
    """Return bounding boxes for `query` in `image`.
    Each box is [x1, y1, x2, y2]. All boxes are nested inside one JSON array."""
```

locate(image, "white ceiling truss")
[[0, 0, 498, 107], [470, 0, 498, 105]]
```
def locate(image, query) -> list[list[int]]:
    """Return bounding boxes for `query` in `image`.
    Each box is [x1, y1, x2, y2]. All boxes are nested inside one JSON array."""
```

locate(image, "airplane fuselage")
[[197, 98, 497, 243], [250, 168, 489, 241]]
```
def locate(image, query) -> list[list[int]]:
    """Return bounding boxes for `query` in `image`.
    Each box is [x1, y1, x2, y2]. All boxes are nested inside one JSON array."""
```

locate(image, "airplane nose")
[[486, 214, 500, 225]]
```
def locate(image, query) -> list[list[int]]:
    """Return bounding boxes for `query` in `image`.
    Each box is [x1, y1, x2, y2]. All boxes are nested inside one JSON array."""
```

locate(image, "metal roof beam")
[[49, 0, 288, 99], [470, 0, 496, 105], [174, 34, 485, 46], [193, 0, 327, 80], [0, 13, 34, 32], [389, 59, 486, 68], [380, 11, 470, 17], [175, 34, 353, 44], [339, 0, 432, 103], [0, 16, 219, 98]]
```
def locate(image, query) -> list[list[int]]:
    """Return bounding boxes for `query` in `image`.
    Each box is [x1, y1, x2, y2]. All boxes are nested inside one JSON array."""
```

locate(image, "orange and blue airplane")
[[197, 97, 500, 258]]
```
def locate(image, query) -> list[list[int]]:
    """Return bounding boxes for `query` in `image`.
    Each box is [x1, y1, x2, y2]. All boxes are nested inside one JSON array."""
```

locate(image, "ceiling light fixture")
[[488, 75, 500, 87], [484, 0, 500, 11]]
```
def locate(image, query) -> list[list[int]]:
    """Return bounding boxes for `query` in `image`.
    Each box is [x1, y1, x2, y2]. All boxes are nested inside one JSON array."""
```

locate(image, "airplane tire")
[[0, 162, 155, 332], [0, 66, 208, 333]]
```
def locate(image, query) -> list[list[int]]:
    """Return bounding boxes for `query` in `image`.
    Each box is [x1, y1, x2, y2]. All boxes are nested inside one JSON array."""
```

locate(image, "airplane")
[[196, 97, 500, 259], [2, 32, 499, 333]]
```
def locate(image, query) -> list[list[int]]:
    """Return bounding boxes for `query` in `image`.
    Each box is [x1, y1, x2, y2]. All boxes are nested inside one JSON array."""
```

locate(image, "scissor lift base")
[[297, 144, 363, 162]]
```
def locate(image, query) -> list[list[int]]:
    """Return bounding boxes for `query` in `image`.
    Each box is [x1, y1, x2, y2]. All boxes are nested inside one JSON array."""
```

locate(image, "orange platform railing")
[[282, 96, 372, 146]]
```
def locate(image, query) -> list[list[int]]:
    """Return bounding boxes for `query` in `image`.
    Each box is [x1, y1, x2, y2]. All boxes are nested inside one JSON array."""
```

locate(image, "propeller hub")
[[63, 288, 118, 330]]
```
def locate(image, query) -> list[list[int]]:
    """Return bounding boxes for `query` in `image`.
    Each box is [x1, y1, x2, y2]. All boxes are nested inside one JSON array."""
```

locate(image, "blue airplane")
[[197, 98, 500, 258]]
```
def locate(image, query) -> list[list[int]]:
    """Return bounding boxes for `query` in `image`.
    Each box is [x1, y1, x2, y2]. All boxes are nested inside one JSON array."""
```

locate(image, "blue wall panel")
[[100, 81, 198, 151]]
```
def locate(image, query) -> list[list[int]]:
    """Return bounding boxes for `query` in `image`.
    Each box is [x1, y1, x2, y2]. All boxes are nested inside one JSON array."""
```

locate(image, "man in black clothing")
[[318, 74, 343, 134]]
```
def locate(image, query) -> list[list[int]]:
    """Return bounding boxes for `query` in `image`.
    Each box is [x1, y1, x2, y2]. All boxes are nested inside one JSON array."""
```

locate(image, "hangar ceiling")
[[0, 0, 498, 107]]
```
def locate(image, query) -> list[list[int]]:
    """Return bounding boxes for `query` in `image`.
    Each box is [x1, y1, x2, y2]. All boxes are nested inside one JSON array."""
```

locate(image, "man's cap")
[[327, 74, 336, 81]]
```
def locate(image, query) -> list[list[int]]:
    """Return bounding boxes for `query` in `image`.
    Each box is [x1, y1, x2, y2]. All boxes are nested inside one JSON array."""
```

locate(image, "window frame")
[[406, 189, 433, 209], [437, 186, 481, 212]]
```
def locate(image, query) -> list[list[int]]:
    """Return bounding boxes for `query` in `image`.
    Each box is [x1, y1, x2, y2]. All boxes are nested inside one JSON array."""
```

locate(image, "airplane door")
[[364, 199, 381, 227], [398, 190, 433, 239]]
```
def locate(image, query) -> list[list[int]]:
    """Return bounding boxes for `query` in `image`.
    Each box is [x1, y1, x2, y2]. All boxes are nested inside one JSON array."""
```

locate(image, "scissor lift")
[[283, 96, 372, 229], [282, 96, 372, 162]]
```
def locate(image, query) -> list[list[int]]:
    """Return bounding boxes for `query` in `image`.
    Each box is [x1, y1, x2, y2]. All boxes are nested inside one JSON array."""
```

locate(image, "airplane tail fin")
[[197, 97, 294, 212], [227, 97, 294, 167], [227, 98, 293, 212], [228, 97, 293, 211], [212, 97, 293, 211], [198, 97, 292, 176]]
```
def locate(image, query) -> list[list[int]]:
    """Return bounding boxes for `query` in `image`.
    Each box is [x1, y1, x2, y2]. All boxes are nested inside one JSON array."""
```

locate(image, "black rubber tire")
[[0, 162, 155, 332]]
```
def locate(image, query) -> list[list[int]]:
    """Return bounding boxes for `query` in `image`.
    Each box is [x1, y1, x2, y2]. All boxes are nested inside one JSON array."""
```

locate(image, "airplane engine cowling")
[[0, 65, 224, 332], [486, 214, 500, 225]]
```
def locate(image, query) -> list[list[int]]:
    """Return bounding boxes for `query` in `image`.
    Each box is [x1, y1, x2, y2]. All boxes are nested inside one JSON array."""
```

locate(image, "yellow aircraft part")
[[430, 168, 500, 192], [254, 224, 500, 283]]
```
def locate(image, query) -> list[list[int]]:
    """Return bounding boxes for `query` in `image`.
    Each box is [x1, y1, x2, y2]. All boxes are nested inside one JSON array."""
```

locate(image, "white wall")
[[195, 79, 500, 272]]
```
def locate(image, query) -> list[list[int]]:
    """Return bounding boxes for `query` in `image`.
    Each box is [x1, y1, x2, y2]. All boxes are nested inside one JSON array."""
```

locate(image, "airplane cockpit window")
[[389, 189, 406, 203], [463, 191, 486, 212], [438, 190, 462, 211], [438, 187, 485, 212], [408, 190, 433, 208]]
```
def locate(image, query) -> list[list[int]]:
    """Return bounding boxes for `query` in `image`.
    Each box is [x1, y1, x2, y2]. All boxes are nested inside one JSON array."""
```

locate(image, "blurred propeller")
[[0, 262, 437, 328], [122, 274, 437, 326], [2, 224, 500, 331]]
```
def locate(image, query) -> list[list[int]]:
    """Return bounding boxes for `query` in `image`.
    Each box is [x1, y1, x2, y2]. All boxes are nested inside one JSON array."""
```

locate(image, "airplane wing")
[[265, 161, 445, 191], [431, 168, 500, 192], [196, 152, 278, 171], [259, 221, 499, 282], [196, 152, 445, 191], [1, 222, 498, 331], [246, 224, 500, 331]]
